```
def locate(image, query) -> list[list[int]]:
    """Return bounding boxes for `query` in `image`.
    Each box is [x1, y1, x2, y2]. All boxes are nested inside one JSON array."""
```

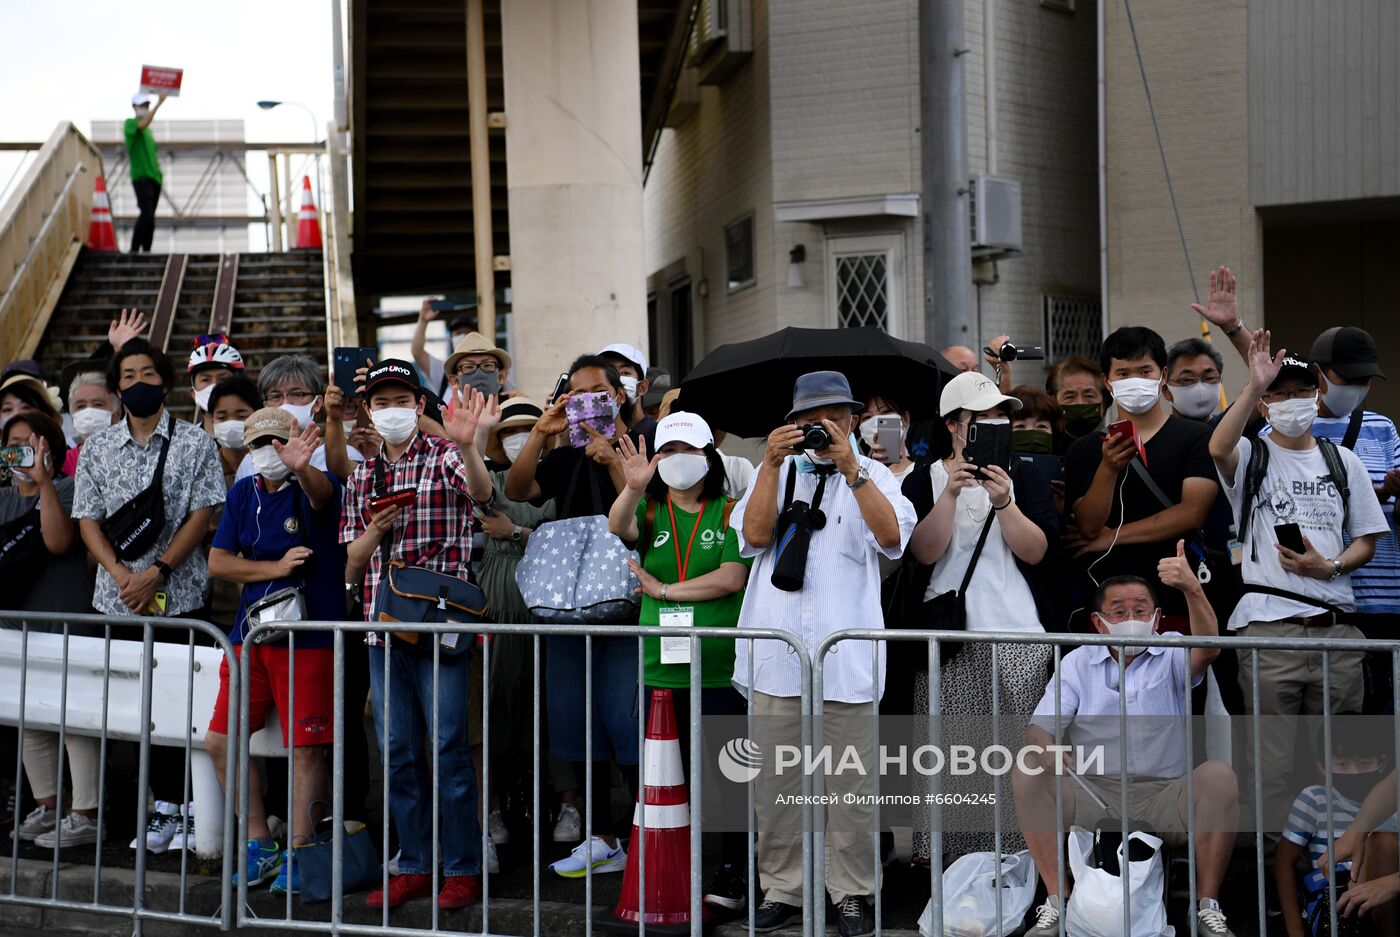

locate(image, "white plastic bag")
[[917, 849, 1038, 937], [1065, 827, 1174, 937]]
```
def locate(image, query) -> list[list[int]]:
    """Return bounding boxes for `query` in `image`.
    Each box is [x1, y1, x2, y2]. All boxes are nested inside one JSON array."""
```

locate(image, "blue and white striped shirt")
[[1282, 785, 1360, 864]]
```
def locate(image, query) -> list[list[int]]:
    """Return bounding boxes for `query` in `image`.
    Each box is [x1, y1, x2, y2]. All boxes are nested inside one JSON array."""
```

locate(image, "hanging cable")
[[1122, 0, 1199, 306]]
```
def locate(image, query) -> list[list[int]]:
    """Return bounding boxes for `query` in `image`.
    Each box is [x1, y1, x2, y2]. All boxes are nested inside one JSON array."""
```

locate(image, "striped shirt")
[[1265, 411, 1400, 613], [1282, 785, 1360, 864]]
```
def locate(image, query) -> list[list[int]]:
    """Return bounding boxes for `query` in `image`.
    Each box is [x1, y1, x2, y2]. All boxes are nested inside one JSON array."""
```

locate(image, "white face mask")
[[1169, 381, 1219, 420], [192, 385, 215, 413], [71, 407, 113, 440], [280, 399, 318, 429], [501, 433, 529, 464], [212, 420, 246, 450], [1267, 394, 1319, 438], [1109, 377, 1163, 415], [1322, 382, 1369, 417], [371, 407, 418, 445], [620, 376, 639, 403], [1100, 615, 1156, 658], [249, 444, 292, 481], [658, 452, 708, 490]]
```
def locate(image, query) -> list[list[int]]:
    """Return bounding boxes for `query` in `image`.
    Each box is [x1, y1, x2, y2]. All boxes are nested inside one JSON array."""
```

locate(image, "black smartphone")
[[1274, 522, 1307, 554], [333, 346, 376, 397], [429, 298, 461, 313], [547, 371, 570, 405], [963, 421, 1012, 479]]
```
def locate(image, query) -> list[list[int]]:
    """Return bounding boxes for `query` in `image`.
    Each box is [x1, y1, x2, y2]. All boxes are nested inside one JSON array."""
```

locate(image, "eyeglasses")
[[263, 389, 315, 405], [1167, 376, 1220, 388], [1261, 387, 1318, 404], [453, 361, 500, 376]]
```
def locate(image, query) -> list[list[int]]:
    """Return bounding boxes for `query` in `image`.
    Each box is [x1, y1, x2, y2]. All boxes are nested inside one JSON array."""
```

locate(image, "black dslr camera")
[[795, 422, 833, 450]]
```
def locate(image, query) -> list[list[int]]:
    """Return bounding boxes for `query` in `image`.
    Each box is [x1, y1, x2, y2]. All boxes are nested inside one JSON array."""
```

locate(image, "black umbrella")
[[677, 326, 958, 438]]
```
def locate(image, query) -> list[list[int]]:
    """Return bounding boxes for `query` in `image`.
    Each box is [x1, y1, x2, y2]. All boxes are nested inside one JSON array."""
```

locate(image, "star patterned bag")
[[515, 515, 641, 623]]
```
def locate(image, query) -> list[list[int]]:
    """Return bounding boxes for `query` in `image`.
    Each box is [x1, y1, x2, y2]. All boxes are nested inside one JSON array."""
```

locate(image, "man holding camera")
[[732, 371, 916, 937]]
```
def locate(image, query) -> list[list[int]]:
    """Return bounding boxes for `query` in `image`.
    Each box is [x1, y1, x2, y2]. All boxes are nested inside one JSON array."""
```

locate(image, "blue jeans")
[[544, 635, 639, 764], [368, 644, 481, 877]]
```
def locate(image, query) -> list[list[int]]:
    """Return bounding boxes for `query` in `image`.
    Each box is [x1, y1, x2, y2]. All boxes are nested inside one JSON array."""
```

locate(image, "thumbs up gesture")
[[1157, 539, 1202, 595]]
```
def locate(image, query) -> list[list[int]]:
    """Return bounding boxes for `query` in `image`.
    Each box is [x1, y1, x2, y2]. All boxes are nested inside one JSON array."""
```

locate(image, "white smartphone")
[[874, 414, 903, 464]]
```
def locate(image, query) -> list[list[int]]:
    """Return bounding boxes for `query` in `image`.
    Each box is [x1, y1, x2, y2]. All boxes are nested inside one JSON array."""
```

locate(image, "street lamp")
[[256, 100, 320, 143], [256, 100, 322, 251]]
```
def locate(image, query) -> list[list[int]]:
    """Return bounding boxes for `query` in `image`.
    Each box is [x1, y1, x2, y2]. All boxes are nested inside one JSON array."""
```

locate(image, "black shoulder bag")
[[922, 506, 997, 666], [770, 462, 833, 592], [101, 413, 171, 561], [1126, 457, 1220, 586]]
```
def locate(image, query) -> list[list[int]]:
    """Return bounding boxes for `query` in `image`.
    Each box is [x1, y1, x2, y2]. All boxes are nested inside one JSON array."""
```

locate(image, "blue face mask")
[[797, 432, 860, 474]]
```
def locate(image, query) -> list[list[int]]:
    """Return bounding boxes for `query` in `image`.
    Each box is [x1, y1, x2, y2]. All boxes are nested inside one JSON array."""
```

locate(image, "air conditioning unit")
[[687, 0, 752, 85], [969, 175, 1023, 256], [690, 0, 728, 58]]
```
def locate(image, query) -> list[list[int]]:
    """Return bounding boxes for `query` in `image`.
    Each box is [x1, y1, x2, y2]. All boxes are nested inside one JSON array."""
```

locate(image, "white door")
[[825, 234, 905, 337]]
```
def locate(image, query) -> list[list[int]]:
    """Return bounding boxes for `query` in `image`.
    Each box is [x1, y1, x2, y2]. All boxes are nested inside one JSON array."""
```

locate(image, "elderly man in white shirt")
[[731, 370, 916, 937], [1012, 546, 1240, 937]]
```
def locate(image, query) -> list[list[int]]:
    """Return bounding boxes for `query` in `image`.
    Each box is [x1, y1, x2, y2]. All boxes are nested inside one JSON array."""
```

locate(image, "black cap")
[[1310, 326, 1386, 381], [364, 359, 422, 396], [448, 314, 477, 334], [1268, 353, 1318, 391]]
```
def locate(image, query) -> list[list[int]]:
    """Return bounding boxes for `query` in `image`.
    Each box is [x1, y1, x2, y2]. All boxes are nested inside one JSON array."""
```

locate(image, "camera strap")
[[780, 460, 833, 525]]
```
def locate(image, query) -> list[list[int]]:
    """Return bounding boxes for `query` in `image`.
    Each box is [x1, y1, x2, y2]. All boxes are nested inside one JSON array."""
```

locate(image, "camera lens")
[[800, 424, 833, 450]]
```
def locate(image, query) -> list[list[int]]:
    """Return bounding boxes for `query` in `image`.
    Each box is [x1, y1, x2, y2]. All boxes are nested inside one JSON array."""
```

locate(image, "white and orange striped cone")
[[607, 688, 711, 934], [294, 175, 322, 249], [86, 176, 118, 252]]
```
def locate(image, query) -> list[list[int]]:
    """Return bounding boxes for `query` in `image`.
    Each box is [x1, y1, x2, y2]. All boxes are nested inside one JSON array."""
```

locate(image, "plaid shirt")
[[340, 432, 478, 638]]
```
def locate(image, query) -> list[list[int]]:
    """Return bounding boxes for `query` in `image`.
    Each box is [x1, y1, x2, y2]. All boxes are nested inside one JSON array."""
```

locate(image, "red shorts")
[[208, 644, 334, 747]]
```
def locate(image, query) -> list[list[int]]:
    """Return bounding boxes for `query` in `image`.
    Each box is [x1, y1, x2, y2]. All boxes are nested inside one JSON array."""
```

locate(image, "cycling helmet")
[[187, 333, 245, 374]]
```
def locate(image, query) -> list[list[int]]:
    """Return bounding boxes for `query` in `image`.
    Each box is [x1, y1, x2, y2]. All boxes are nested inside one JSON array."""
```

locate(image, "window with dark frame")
[[725, 214, 755, 293]]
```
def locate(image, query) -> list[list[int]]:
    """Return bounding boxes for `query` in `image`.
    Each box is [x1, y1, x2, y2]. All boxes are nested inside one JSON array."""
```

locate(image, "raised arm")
[[1191, 266, 1251, 364], [1158, 539, 1218, 676], [1210, 329, 1283, 481], [742, 426, 804, 550], [410, 299, 439, 374]]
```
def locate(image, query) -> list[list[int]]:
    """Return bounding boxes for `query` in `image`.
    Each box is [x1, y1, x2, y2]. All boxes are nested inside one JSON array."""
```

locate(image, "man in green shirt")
[[125, 93, 166, 252]]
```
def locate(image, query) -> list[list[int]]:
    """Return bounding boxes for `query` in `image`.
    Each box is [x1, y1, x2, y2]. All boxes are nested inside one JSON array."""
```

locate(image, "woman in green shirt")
[[608, 411, 752, 913]]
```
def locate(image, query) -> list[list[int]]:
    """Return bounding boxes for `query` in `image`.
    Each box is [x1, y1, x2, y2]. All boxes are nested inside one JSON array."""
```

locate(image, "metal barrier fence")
[[0, 610, 239, 934], [815, 628, 1400, 937], [6, 612, 1400, 937]]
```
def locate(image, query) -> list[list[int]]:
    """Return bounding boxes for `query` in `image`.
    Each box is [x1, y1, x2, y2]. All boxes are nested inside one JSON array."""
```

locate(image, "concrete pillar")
[[500, 0, 647, 398]]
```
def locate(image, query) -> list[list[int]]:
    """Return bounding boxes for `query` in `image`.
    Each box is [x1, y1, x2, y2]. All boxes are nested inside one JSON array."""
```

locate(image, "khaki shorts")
[[1071, 775, 1188, 846]]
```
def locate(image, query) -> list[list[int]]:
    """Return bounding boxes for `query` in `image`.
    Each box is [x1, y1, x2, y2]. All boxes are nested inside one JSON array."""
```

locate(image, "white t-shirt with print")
[[921, 461, 1043, 632], [1220, 435, 1389, 630]]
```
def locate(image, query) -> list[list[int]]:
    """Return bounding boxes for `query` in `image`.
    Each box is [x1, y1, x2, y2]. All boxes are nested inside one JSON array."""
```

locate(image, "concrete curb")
[[1, 857, 923, 935]]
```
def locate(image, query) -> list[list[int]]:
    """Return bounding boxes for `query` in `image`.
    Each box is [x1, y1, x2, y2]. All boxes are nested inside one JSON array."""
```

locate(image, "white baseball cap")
[[655, 412, 713, 450], [938, 371, 1023, 417], [131, 93, 153, 107], [598, 343, 649, 375]]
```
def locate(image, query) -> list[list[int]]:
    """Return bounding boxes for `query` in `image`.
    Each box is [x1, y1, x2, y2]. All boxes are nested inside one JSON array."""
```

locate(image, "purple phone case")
[[566, 392, 616, 448]]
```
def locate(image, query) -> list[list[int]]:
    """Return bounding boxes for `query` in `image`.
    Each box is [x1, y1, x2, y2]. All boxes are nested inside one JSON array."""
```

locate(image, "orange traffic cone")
[[87, 176, 118, 252], [608, 689, 711, 934], [294, 175, 322, 249]]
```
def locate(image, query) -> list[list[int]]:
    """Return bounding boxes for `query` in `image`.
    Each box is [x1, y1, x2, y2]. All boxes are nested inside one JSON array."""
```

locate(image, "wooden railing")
[[321, 122, 358, 352], [0, 122, 104, 362]]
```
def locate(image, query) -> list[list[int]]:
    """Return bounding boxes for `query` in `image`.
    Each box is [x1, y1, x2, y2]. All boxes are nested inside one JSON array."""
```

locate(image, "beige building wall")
[[1104, 1, 1260, 393]]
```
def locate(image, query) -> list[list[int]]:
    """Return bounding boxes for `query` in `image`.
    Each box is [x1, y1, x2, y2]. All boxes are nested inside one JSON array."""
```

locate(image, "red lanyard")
[[665, 495, 706, 583]]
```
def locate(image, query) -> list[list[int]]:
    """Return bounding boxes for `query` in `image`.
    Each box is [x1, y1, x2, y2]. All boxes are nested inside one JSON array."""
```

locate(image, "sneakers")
[[836, 896, 874, 937], [552, 803, 581, 843], [485, 839, 500, 875], [751, 899, 801, 932], [1025, 894, 1063, 936], [235, 839, 283, 888], [702, 862, 746, 911], [171, 803, 196, 852], [488, 809, 510, 845], [367, 873, 432, 910], [34, 812, 102, 849], [270, 850, 300, 896], [130, 801, 181, 853], [437, 875, 481, 910], [1197, 897, 1236, 936], [548, 835, 627, 878], [387, 848, 401, 876], [15, 804, 57, 842]]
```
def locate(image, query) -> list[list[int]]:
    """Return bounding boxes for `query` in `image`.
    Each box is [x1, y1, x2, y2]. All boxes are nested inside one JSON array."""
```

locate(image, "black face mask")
[[120, 381, 166, 418], [1011, 428, 1053, 454], [1061, 403, 1103, 437], [1333, 768, 1385, 803]]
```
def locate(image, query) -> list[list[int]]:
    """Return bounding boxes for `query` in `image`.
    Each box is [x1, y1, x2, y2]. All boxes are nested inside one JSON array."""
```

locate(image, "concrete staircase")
[[35, 249, 327, 421]]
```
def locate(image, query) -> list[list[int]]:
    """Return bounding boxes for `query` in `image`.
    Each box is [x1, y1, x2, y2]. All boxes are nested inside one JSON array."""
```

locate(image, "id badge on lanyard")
[[658, 497, 705, 665]]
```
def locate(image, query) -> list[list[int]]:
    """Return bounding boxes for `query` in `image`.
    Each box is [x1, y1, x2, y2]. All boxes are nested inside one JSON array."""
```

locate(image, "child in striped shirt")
[[1275, 718, 1393, 937]]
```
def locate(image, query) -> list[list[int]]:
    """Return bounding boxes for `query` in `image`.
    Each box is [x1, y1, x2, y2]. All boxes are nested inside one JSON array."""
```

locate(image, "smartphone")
[[0, 445, 35, 469], [429, 298, 461, 313], [1106, 419, 1148, 466], [963, 421, 1011, 479], [333, 346, 377, 398], [547, 371, 570, 406], [1274, 522, 1307, 554], [370, 489, 418, 513], [873, 414, 903, 465], [565, 391, 617, 448], [147, 590, 167, 616]]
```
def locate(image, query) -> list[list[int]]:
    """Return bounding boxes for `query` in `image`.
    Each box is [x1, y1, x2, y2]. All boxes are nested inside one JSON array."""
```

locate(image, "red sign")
[[139, 65, 184, 97]]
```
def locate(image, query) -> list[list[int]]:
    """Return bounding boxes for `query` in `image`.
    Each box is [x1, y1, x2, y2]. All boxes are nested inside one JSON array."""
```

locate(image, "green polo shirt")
[[123, 118, 163, 185]]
